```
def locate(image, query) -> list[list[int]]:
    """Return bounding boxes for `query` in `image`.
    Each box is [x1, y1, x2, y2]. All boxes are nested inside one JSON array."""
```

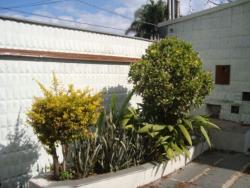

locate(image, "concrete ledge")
[[29, 142, 209, 188], [210, 119, 250, 154]]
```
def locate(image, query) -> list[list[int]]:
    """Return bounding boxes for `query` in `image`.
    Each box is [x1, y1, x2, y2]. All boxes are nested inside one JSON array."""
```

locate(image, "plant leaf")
[[200, 126, 211, 147], [171, 143, 183, 155], [178, 124, 192, 146], [96, 111, 105, 135], [192, 115, 220, 129], [181, 145, 190, 159], [138, 123, 165, 133], [166, 125, 175, 132], [164, 145, 174, 159], [183, 119, 193, 130], [149, 132, 159, 138], [117, 91, 133, 121], [125, 124, 134, 130]]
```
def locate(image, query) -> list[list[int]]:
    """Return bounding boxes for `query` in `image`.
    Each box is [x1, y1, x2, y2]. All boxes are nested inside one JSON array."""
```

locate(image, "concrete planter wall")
[[29, 142, 209, 188]]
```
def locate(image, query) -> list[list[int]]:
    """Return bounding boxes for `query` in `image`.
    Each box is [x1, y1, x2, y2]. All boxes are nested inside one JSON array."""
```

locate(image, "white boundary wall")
[[0, 16, 150, 58], [0, 17, 151, 187]]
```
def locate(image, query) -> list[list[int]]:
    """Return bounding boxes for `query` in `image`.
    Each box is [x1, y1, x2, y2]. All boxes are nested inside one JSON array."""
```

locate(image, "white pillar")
[[168, 0, 172, 20], [172, 0, 175, 19], [176, 0, 180, 18]]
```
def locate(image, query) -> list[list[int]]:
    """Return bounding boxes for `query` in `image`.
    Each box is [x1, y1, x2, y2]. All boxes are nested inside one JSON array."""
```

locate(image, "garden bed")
[[29, 142, 208, 188]]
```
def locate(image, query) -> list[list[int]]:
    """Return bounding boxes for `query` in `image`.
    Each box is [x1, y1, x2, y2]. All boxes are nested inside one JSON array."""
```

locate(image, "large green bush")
[[129, 37, 213, 124], [27, 73, 102, 179], [129, 37, 218, 159]]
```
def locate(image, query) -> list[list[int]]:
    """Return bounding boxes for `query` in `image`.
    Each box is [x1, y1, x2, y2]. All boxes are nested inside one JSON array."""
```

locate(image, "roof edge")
[[0, 15, 152, 42], [158, 0, 249, 27]]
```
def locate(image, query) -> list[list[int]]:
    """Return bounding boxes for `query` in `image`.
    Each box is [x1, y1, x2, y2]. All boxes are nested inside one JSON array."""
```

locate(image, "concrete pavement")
[[141, 151, 250, 188]]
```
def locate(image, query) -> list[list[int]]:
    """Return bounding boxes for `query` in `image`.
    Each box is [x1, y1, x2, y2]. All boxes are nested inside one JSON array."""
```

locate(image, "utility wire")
[[0, 0, 159, 33], [75, 0, 158, 27], [0, 0, 158, 27], [207, 0, 220, 5], [0, 7, 126, 31], [1, 0, 65, 9], [207, 0, 233, 5]]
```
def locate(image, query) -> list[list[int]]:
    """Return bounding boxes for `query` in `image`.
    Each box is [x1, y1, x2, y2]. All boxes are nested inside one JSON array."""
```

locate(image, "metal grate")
[[242, 92, 250, 101], [231, 105, 239, 114]]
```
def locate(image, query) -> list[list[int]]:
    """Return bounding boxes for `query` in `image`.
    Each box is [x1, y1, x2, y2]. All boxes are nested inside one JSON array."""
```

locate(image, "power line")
[[0, 7, 126, 31], [0, 0, 159, 33], [207, 0, 221, 5], [0, 0, 158, 27], [75, 0, 158, 27], [1, 0, 65, 9], [207, 0, 233, 6]]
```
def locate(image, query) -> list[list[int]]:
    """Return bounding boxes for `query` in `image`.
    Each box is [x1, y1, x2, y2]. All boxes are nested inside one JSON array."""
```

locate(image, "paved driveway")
[[142, 151, 250, 188]]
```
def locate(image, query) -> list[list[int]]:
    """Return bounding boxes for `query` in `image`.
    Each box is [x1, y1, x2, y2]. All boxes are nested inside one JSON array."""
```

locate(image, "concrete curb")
[[29, 142, 209, 188]]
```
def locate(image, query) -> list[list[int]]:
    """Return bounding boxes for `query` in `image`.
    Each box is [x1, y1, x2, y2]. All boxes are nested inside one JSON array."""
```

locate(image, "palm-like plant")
[[126, 0, 168, 39], [136, 115, 220, 160]]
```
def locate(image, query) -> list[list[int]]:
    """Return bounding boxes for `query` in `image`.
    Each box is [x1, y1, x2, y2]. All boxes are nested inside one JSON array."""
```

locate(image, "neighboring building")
[[0, 16, 151, 187], [159, 0, 250, 124]]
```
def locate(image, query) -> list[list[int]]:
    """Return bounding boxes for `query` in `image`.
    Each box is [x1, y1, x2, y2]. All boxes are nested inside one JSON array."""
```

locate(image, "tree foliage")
[[129, 37, 217, 159], [27, 73, 102, 178], [126, 0, 168, 39], [129, 37, 213, 124]]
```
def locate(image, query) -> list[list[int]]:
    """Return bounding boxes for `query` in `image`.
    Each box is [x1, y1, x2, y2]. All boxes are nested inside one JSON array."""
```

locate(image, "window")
[[215, 65, 230, 85], [242, 92, 250, 101], [207, 104, 221, 118], [231, 105, 239, 114]]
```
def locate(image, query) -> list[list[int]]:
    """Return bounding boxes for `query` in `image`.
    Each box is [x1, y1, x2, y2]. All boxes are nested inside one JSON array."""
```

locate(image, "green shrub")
[[129, 37, 218, 159], [27, 73, 102, 179], [59, 170, 73, 180], [69, 92, 147, 177], [95, 92, 146, 172], [136, 115, 219, 159], [129, 37, 213, 124]]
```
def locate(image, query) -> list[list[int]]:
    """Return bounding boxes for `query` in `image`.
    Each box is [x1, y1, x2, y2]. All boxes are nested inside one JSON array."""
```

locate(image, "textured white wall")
[[0, 58, 141, 187], [0, 18, 150, 58], [0, 16, 151, 187], [160, 0, 250, 124]]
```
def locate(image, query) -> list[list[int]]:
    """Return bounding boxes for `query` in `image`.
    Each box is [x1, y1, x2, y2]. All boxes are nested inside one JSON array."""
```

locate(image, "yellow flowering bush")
[[27, 73, 102, 179]]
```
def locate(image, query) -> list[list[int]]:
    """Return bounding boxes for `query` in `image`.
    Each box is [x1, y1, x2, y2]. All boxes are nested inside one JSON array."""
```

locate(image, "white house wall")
[[0, 17, 151, 187], [159, 0, 250, 124]]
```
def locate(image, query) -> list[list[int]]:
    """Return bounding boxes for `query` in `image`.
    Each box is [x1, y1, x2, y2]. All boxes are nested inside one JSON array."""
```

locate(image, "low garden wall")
[[29, 143, 209, 188]]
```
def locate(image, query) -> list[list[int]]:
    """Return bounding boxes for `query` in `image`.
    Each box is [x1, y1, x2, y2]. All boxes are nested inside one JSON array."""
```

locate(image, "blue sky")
[[0, 0, 219, 34]]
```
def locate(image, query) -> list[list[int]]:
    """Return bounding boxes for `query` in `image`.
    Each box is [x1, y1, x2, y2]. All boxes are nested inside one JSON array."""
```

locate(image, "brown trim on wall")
[[0, 48, 140, 63]]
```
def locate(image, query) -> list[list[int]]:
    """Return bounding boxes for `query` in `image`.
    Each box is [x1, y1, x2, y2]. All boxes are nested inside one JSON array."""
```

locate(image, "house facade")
[[159, 0, 250, 124]]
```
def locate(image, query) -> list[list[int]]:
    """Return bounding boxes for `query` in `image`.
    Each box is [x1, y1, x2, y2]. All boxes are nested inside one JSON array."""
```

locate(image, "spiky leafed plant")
[[96, 92, 146, 173], [126, 0, 168, 39], [70, 91, 146, 177]]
